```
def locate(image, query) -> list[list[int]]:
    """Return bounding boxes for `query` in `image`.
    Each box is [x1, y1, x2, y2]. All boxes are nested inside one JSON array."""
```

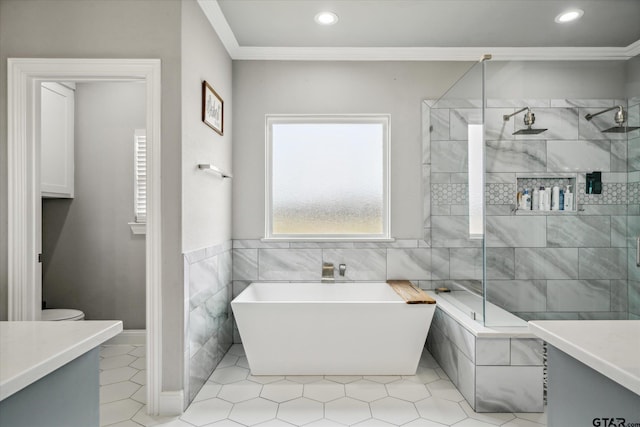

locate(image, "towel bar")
[[197, 163, 232, 179]]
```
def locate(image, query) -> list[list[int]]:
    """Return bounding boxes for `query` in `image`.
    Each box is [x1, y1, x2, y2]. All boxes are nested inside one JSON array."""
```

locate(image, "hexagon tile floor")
[[99, 344, 547, 427]]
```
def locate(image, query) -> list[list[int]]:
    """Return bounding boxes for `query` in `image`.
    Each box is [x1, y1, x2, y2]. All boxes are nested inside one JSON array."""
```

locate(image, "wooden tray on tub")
[[387, 280, 436, 304]]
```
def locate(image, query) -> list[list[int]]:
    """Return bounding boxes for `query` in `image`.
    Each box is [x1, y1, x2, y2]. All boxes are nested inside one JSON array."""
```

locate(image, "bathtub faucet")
[[321, 262, 335, 283]]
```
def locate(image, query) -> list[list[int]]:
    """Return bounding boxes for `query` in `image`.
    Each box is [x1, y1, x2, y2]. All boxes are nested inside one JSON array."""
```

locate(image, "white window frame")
[[129, 128, 146, 235], [265, 114, 391, 241]]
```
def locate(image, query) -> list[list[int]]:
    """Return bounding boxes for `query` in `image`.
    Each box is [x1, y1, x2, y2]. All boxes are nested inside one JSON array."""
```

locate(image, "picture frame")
[[202, 80, 223, 135]]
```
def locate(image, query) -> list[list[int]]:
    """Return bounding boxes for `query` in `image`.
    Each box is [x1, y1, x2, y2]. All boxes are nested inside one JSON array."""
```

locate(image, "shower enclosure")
[[425, 57, 640, 327]]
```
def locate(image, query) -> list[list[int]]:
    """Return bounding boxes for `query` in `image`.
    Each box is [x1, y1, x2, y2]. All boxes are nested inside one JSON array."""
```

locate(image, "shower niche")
[[515, 173, 577, 214]]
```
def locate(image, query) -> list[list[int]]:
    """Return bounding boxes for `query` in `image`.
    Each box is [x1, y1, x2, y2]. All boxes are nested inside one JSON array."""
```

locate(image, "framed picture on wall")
[[202, 81, 223, 135]]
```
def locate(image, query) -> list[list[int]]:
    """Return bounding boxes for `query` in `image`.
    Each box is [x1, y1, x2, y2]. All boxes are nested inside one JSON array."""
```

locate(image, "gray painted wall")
[[485, 60, 628, 99], [182, 0, 233, 251], [43, 82, 146, 329], [232, 60, 475, 239], [231, 60, 631, 240], [0, 0, 184, 391], [625, 55, 640, 98], [181, 0, 234, 409]]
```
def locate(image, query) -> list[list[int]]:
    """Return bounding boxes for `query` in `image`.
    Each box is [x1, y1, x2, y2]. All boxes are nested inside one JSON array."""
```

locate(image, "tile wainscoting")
[[426, 307, 545, 413], [230, 237, 545, 414], [183, 242, 234, 407], [231, 239, 434, 343]]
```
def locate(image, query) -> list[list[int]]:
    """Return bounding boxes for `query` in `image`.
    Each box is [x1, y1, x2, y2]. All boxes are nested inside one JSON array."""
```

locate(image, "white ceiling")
[[198, 0, 640, 61]]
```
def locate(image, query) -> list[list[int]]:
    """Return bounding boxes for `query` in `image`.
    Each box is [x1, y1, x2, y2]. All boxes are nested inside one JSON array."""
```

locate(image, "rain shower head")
[[513, 127, 548, 135], [601, 125, 640, 133], [585, 105, 639, 133], [503, 107, 547, 135]]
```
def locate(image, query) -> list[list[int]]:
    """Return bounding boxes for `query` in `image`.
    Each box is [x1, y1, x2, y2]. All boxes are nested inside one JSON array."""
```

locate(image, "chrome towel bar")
[[197, 163, 232, 179]]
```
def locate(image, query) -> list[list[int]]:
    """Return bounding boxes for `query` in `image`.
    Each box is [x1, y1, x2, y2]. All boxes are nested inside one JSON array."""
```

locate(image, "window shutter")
[[134, 129, 147, 223]]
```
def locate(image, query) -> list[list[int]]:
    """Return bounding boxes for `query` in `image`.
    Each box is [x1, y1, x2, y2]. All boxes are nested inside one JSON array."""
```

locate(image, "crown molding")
[[197, 0, 240, 57], [230, 45, 637, 61], [626, 39, 640, 58], [199, 1, 639, 62]]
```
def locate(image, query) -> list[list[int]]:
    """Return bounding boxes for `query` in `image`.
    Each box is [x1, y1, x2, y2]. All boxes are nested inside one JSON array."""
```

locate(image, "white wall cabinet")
[[41, 82, 75, 198]]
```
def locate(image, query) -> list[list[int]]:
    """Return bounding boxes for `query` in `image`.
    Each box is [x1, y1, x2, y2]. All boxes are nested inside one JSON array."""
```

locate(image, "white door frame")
[[7, 58, 164, 414]]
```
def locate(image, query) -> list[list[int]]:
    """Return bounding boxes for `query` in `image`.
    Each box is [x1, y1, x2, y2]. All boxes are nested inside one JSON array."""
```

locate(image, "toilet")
[[41, 309, 85, 321]]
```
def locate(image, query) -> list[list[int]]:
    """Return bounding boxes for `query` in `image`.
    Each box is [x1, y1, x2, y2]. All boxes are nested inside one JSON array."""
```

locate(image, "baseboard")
[[159, 390, 185, 415], [104, 329, 146, 346]]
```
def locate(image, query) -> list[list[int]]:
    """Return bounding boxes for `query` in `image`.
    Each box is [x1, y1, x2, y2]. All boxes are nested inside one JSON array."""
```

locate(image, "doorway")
[[41, 81, 146, 328], [7, 58, 164, 415]]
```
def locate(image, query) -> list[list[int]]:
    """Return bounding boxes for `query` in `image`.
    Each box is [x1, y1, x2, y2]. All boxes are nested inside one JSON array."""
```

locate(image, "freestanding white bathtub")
[[231, 282, 436, 375]]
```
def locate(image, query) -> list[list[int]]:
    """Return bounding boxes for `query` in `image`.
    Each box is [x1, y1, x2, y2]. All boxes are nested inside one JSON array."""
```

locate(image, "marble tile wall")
[[231, 239, 432, 342], [183, 242, 234, 406], [424, 98, 639, 321], [426, 307, 544, 413]]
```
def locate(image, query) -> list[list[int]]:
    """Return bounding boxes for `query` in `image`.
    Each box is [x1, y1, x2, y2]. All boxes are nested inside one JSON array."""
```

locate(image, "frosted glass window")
[[266, 116, 390, 239]]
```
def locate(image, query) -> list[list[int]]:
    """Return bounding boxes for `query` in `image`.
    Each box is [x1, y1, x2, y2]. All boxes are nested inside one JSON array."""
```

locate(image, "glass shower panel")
[[483, 60, 634, 326], [627, 98, 640, 320], [425, 60, 486, 323]]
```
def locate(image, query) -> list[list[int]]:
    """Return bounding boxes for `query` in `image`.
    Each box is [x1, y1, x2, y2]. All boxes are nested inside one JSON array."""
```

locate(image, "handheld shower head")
[[584, 105, 639, 133], [503, 107, 547, 135]]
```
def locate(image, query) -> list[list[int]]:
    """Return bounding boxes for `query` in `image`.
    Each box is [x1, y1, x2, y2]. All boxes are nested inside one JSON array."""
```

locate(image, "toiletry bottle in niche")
[[539, 186, 546, 210], [564, 185, 573, 211], [532, 188, 539, 211], [517, 191, 522, 209], [542, 187, 550, 211], [559, 189, 564, 211], [523, 189, 531, 210], [551, 186, 560, 210]]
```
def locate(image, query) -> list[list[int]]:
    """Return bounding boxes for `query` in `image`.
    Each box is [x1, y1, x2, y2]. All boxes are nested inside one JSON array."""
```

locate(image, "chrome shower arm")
[[503, 107, 530, 122], [584, 105, 623, 121]]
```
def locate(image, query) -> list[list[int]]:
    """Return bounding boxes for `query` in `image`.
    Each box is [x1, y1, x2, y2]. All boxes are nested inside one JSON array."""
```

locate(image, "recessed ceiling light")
[[314, 11, 338, 26], [555, 9, 584, 23]]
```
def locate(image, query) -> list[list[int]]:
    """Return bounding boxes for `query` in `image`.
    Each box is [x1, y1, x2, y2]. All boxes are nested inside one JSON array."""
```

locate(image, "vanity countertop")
[[528, 320, 640, 395], [0, 320, 122, 401]]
